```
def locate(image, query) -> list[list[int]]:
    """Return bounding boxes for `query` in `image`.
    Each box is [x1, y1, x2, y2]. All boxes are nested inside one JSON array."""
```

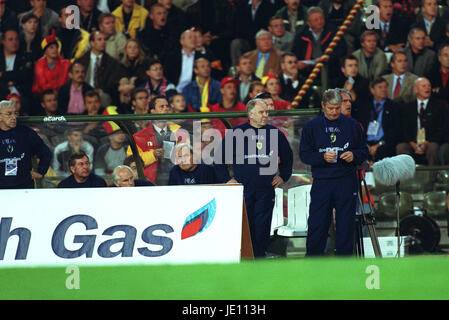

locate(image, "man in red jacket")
[[126, 94, 184, 185], [32, 30, 71, 96]]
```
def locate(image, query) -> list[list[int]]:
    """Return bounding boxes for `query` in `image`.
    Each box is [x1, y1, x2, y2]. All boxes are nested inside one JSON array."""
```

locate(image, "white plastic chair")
[[270, 188, 285, 236], [277, 184, 312, 237]]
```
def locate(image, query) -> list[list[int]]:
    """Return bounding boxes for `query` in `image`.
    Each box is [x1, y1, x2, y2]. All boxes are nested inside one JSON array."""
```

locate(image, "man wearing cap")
[[0, 100, 52, 189], [209, 77, 246, 113], [32, 31, 71, 96], [208, 77, 247, 133]]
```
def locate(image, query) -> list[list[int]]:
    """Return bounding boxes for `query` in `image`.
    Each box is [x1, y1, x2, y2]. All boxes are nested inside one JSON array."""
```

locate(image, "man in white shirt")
[[397, 77, 445, 165]]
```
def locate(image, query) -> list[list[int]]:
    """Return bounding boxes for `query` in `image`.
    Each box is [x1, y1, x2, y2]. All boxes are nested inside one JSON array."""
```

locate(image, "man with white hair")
[[299, 89, 368, 256], [337, 88, 353, 117], [0, 100, 52, 189], [215, 98, 293, 258], [163, 28, 201, 93], [111, 165, 154, 187], [396, 77, 445, 165], [245, 29, 283, 79]]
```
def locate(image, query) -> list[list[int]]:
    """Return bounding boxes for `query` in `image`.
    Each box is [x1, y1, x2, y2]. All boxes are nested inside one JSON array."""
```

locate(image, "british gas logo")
[[1, 199, 217, 261], [181, 198, 216, 240]]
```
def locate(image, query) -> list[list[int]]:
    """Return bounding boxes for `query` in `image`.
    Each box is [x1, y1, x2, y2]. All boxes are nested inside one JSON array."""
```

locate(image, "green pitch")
[[1, 256, 449, 300]]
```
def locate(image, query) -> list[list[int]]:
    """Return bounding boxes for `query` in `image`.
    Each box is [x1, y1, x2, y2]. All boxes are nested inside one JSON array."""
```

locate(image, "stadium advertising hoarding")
[[0, 185, 244, 267]]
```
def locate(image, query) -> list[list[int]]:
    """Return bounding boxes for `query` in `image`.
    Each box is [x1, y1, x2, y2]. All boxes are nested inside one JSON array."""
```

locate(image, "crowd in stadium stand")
[[1, 0, 449, 186]]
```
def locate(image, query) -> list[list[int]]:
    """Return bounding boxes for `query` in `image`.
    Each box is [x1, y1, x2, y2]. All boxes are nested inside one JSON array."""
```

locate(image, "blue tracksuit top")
[[299, 114, 368, 179], [0, 125, 52, 188], [168, 164, 219, 185], [215, 122, 293, 191]]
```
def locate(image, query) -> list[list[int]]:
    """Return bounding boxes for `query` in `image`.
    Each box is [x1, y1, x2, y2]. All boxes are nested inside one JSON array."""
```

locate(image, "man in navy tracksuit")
[[299, 89, 368, 256], [0, 100, 51, 189], [215, 98, 293, 257]]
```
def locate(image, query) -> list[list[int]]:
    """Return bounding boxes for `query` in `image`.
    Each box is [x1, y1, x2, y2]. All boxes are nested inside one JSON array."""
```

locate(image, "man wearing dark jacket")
[[355, 77, 403, 162], [77, 31, 121, 106], [299, 89, 368, 256], [429, 43, 449, 106], [274, 0, 308, 35], [137, 3, 178, 59], [58, 151, 107, 188], [215, 98, 293, 258], [397, 77, 445, 165], [0, 29, 33, 114], [292, 6, 346, 82]]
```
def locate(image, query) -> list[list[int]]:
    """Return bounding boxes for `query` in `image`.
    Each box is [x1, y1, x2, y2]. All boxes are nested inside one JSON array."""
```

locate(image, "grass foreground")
[[1, 255, 449, 300]]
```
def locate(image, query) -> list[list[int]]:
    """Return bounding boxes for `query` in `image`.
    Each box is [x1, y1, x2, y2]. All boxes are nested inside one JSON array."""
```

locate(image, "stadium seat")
[[277, 184, 312, 237], [434, 170, 449, 191], [376, 191, 414, 219], [270, 188, 286, 236], [401, 168, 431, 194], [422, 191, 447, 219]]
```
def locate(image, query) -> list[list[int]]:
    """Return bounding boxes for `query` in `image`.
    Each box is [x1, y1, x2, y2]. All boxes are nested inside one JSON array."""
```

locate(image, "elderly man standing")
[[215, 98, 293, 257], [299, 89, 368, 256], [0, 100, 51, 189]]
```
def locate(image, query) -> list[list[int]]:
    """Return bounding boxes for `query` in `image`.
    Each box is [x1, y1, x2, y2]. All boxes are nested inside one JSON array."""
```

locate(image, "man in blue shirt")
[[354, 77, 403, 162], [299, 89, 369, 256], [58, 151, 107, 188], [215, 98, 293, 257]]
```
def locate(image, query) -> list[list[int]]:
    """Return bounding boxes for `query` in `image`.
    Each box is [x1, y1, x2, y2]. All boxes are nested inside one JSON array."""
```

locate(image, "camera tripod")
[[354, 169, 382, 258]]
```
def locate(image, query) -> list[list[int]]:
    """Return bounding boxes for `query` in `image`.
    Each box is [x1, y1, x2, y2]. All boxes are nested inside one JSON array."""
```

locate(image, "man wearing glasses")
[[0, 100, 52, 189]]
